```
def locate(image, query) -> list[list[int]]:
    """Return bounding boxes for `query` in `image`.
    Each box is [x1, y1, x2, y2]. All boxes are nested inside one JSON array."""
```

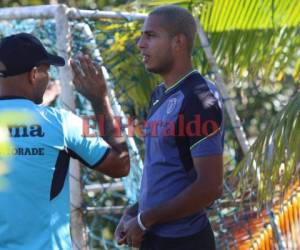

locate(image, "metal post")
[[55, 5, 87, 250], [195, 18, 250, 155]]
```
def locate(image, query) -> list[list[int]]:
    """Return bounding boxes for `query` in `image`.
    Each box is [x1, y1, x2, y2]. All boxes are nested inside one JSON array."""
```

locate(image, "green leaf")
[[234, 92, 300, 210]]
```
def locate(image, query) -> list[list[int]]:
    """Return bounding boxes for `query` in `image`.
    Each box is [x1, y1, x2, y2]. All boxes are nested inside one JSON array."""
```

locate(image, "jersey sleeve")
[[183, 86, 224, 157], [60, 110, 110, 169]]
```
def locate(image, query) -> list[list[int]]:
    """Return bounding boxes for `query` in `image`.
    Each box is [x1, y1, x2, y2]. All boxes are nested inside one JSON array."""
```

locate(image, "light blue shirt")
[[0, 97, 109, 250]]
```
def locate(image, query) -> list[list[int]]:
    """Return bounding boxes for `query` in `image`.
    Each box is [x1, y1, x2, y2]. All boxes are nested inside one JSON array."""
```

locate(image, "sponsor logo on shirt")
[[166, 98, 177, 114], [8, 125, 45, 138]]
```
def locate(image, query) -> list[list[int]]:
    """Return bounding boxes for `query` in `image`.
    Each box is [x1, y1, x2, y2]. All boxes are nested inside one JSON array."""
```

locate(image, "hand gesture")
[[42, 80, 61, 106], [123, 216, 145, 248], [114, 213, 133, 245], [70, 54, 108, 102]]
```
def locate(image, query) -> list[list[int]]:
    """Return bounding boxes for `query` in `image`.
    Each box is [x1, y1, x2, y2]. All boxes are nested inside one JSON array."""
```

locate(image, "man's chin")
[[145, 66, 160, 74]]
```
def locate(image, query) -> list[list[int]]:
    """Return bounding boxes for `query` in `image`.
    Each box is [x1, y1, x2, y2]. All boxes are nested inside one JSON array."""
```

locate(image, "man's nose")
[[137, 36, 145, 49]]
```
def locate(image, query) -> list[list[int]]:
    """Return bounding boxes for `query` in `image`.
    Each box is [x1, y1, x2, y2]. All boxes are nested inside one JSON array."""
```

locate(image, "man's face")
[[138, 15, 175, 74], [33, 64, 49, 104]]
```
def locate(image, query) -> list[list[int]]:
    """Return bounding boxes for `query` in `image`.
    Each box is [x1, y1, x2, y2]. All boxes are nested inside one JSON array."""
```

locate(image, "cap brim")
[[42, 53, 65, 67]]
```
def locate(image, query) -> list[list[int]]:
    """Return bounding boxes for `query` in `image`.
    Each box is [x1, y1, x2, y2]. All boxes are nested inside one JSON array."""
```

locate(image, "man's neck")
[[0, 78, 30, 99], [0, 89, 29, 100], [161, 63, 194, 89]]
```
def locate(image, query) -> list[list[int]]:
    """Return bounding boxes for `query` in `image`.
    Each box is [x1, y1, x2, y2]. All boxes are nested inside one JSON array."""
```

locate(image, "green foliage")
[[234, 92, 300, 208], [85, 18, 160, 119]]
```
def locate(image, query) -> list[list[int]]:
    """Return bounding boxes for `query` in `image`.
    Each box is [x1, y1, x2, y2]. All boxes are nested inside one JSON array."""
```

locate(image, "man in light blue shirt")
[[0, 33, 130, 250]]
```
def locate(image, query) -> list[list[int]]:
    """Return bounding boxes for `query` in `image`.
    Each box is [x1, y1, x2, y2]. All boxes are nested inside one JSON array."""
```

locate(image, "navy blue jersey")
[[139, 70, 224, 237], [0, 98, 109, 250]]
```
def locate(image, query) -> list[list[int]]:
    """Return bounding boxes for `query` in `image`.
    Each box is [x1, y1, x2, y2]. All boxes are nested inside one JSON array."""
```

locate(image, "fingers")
[[78, 54, 101, 80], [85, 56, 99, 76], [71, 53, 108, 100], [122, 218, 143, 248], [70, 59, 90, 96], [117, 235, 127, 245], [70, 59, 84, 88], [71, 55, 101, 84], [92, 60, 105, 79], [70, 59, 81, 77], [115, 220, 126, 245], [126, 237, 132, 247], [79, 55, 92, 79], [115, 233, 125, 245], [127, 237, 142, 248]]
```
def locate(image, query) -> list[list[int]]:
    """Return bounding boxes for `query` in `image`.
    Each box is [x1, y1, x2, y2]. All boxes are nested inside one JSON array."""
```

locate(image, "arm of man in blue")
[[70, 55, 130, 177]]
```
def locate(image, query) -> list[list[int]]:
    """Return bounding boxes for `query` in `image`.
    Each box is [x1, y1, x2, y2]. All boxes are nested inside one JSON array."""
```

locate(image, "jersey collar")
[[164, 69, 198, 93]]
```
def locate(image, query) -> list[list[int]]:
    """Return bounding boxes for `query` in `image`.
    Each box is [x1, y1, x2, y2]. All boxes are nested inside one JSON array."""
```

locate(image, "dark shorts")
[[140, 222, 216, 250]]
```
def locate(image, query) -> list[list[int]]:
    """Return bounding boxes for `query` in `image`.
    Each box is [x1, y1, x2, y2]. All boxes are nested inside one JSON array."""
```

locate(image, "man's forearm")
[[91, 95, 127, 154], [142, 180, 221, 229]]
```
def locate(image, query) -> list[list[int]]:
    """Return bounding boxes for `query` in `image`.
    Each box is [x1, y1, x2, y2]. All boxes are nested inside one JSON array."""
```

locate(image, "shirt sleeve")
[[182, 86, 224, 157], [60, 109, 110, 169]]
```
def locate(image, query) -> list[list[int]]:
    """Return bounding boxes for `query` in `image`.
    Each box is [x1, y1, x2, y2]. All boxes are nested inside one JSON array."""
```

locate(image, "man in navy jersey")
[[0, 33, 129, 250], [114, 5, 224, 250]]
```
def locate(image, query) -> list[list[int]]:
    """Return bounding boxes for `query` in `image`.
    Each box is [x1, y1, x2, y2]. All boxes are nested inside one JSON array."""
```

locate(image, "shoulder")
[[180, 74, 223, 130], [37, 106, 82, 131], [36, 105, 64, 123], [182, 73, 222, 111]]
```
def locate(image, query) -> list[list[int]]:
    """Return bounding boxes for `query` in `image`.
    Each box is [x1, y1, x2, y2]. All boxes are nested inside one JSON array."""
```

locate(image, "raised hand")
[[70, 54, 107, 102], [42, 80, 61, 106]]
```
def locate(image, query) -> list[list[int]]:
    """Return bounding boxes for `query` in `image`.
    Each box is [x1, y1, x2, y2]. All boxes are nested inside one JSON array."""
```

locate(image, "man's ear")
[[28, 67, 38, 85], [173, 34, 186, 51]]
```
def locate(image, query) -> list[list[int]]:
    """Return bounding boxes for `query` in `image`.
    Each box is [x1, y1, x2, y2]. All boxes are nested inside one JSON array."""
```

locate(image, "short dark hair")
[[149, 5, 197, 54]]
